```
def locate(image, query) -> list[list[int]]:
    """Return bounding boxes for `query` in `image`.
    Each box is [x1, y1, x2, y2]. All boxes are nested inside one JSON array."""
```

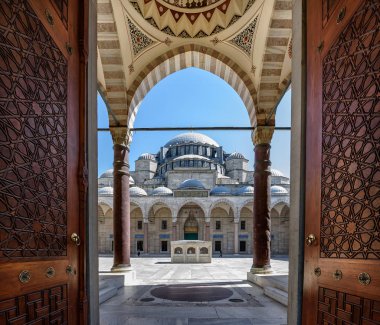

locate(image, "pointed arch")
[[126, 45, 258, 129], [209, 199, 235, 216]]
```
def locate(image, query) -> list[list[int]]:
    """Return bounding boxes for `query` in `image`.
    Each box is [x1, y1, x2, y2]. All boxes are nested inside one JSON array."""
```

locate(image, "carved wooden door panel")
[[0, 0, 86, 323], [303, 0, 380, 324]]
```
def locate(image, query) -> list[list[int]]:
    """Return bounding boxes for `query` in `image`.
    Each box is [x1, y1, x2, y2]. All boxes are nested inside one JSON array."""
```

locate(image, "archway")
[[184, 213, 199, 240]]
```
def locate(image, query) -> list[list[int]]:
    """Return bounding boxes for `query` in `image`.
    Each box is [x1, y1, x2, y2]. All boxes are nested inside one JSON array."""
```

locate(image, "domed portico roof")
[[236, 186, 254, 196], [130, 187, 148, 197], [164, 133, 219, 148], [151, 186, 173, 196], [210, 186, 232, 196], [271, 185, 288, 194], [178, 179, 206, 190]]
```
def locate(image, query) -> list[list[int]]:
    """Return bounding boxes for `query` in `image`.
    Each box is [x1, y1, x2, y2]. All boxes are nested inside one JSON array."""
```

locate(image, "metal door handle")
[[306, 234, 316, 246], [71, 233, 81, 246]]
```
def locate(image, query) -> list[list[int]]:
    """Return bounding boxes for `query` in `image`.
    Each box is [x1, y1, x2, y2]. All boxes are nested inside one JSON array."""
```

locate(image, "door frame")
[[86, 0, 99, 323], [288, 0, 307, 324]]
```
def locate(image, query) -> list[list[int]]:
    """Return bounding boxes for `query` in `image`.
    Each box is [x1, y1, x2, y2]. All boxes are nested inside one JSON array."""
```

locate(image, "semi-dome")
[[130, 186, 148, 197], [100, 168, 113, 178], [98, 186, 113, 196], [236, 186, 254, 196], [151, 186, 173, 196], [271, 168, 285, 177], [271, 185, 288, 194], [138, 153, 156, 160], [210, 186, 232, 196], [178, 179, 205, 190], [164, 132, 219, 148], [173, 154, 210, 161], [226, 152, 246, 160]]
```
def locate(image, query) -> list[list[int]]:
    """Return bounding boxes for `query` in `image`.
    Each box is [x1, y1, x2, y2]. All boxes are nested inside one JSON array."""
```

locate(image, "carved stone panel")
[[320, 1, 380, 259], [0, 0, 68, 258], [0, 285, 68, 324], [318, 287, 380, 325]]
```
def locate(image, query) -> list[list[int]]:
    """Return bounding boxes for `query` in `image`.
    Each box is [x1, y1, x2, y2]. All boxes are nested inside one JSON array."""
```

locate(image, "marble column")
[[143, 221, 148, 253], [251, 126, 274, 274], [205, 221, 211, 241], [234, 221, 239, 254], [172, 221, 177, 241], [111, 127, 132, 272]]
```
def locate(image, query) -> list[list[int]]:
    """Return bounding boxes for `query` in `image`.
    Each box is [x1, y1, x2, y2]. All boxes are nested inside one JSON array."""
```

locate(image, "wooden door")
[[303, 0, 380, 324], [0, 0, 87, 323]]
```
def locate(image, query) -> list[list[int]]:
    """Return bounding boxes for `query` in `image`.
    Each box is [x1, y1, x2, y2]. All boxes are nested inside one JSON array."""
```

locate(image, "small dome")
[[271, 169, 284, 177], [226, 152, 246, 160], [130, 186, 147, 197], [173, 154, 210, 161], [151, 186, 173, 196], [164, 132, 219, 148], [271, 185, 288, 194], [236, 186, 254, 196], [178, 179, 205, 190], [98, 186, 113, 196], [100, 168, 113, 178], [138, 153, 156, 160], [210, 186, 232, 196]]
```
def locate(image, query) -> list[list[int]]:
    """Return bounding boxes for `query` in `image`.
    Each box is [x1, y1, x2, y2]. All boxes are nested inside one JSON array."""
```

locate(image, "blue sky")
[[98, 67, 291, 177]]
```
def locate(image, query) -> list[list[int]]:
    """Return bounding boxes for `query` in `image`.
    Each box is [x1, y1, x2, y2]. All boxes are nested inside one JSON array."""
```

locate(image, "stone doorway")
[[184, 214, 199, 240]]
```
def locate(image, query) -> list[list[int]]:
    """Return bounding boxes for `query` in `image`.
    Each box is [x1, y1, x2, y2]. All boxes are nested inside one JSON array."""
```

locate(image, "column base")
[[249, 265, 273, 274], [111, 264, 132, 273]]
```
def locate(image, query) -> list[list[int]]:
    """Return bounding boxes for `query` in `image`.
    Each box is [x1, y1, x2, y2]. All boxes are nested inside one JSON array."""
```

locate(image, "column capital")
[[252, 126, 274, 145], [110, 127, 133, 148]]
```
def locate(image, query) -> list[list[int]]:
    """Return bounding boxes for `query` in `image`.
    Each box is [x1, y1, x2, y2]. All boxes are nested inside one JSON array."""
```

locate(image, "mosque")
[[98, 132, 290, 256]]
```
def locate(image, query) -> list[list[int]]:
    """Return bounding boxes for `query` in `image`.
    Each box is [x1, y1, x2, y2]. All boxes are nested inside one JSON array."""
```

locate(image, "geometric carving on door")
[[318, 287, 380, 325], [49, 0, 69, 28], [0, 0, 68, 258], [320, 1, 380, 259], [0, 284, 68, 324], [322, 0, 339, 26]]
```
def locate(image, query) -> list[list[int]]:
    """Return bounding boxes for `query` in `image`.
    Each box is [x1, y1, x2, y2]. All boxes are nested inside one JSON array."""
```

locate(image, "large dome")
[[98, 187, 113, 196], [271, 169, 285, 177], [178, 179, 206, 190], [164, 133, 219, 148], [173, 154, 211, 161]]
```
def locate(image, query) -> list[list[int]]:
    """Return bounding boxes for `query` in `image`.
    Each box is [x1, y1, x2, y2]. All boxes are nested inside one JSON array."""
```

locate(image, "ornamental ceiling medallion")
[[129, 0, 256, 38], [126, 17, 156, 57], [229, 15, 258, 57]]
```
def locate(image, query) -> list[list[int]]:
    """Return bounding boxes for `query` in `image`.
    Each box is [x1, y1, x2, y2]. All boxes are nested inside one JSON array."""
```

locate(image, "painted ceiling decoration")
[[129, 0, 256, 38], [229, 15, 258, 57], [127, 17, 156, 57], [97, 0, 293, 127]]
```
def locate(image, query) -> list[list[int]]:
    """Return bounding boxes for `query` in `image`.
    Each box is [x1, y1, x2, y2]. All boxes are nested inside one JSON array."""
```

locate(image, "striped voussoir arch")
[[126, 45, 258, 129]]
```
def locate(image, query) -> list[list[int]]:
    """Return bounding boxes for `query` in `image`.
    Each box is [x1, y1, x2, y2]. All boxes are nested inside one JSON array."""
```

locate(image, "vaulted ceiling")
[[97, 0, 292, 127]]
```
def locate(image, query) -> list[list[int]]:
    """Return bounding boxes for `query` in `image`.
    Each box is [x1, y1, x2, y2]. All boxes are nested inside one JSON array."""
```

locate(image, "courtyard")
[[99, 256, 288, 325]]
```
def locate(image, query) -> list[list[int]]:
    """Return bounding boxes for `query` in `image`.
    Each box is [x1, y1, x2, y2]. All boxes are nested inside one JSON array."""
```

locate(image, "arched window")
[[200, 247, 208, 254], [187, 247, 195, 254], [174, 247, 183, 254]]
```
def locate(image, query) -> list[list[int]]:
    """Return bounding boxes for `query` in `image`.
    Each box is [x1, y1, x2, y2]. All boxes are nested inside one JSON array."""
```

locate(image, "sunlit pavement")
[[99, 256, 288, 325]]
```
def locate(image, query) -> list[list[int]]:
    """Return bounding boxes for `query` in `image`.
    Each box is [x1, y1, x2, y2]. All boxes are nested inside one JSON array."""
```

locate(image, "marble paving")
[[99, 256, 289, 325]]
